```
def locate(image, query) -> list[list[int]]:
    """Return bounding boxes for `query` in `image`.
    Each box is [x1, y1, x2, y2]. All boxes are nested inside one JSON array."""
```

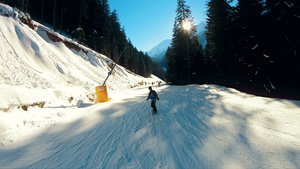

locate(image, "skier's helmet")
[[149, 86, 152, 90]]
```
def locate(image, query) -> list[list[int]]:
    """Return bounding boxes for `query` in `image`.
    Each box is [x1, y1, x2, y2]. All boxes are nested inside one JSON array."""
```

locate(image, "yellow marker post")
[[95, 86, 109, 103]]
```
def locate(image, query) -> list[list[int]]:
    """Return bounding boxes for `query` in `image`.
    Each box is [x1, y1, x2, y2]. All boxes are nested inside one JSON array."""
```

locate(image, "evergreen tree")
[[234, 0, 265, 87], [206, 0, 234, 83], [137, 52, 147, 77], [166, 47, 176, 83], [41, 0, 44, 23], [189, 36, 205, 84], [261, 0, 300, 90], [144, 54, 153, 77], [53, 0, 57, 31], [59, 0, 64, 32], [166, 0, 203, 85]]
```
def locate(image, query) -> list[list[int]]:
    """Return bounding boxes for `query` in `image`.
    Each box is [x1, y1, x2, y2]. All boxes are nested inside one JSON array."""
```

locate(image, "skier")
[[146, 86, 159, 114]]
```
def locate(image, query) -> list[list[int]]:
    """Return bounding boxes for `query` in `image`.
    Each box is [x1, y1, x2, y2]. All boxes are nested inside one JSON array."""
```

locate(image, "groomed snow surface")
[[1, 85, 300, 169], [1, 3, 300, 169]]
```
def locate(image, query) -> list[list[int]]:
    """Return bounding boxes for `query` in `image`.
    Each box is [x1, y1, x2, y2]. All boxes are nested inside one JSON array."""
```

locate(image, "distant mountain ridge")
[[147, 39, 172, 58], [196, 21, 207, 47], [148, 21, 207, 70]]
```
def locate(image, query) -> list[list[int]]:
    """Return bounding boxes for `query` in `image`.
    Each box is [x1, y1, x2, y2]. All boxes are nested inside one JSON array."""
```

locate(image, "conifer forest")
[[167, 0, 299, 99]]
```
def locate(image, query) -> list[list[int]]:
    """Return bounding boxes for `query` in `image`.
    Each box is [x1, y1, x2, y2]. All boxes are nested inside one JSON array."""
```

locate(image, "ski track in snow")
[[1, 85, 300, 169]]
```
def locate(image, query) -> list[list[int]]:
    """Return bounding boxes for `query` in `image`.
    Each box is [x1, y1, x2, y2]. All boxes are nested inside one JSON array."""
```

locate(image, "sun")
[[182, 19, 191, 30]]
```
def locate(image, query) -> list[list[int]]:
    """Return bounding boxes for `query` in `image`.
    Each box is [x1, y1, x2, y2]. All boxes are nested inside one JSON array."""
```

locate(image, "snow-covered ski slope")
[[1, 85, 300, 168], [1, 3, 300, 169]]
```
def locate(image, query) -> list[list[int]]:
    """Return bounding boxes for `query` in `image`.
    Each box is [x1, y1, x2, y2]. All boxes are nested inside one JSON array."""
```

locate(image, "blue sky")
[[108, 0, 207, 52]]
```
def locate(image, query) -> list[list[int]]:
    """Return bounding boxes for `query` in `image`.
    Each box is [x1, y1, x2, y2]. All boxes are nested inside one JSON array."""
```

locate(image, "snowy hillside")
[[0, 3, 160, 109], [1, 3, 300, 169]]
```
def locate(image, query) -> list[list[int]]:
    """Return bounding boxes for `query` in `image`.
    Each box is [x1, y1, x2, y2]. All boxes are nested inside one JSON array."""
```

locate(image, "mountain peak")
[[196, 21, 207, 34], [147, 39, 171, 58]]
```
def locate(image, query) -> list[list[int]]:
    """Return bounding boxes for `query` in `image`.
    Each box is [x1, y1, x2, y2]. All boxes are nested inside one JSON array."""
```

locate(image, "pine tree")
[[234, 0, 264, 87], [41, 0, 44, 23], [206, 0, 234, 83], [261, 0, 300, 90], [166, 0, 203, 85]]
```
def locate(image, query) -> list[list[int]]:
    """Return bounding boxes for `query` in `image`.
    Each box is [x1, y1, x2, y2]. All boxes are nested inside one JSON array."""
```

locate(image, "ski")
[[152, 110, 157, 115]]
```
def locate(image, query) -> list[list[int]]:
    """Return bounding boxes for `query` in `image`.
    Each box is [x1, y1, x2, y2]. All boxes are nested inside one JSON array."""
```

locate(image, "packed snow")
[[1, 3, 300, 169]]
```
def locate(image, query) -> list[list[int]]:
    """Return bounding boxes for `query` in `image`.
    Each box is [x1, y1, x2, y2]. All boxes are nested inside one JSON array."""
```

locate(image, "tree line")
[[167, 0, 299, 98], [4, 0, 165, 79]]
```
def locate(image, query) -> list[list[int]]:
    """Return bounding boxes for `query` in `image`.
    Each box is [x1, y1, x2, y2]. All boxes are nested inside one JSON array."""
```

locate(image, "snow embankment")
[[0, 3, 161, 110]]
